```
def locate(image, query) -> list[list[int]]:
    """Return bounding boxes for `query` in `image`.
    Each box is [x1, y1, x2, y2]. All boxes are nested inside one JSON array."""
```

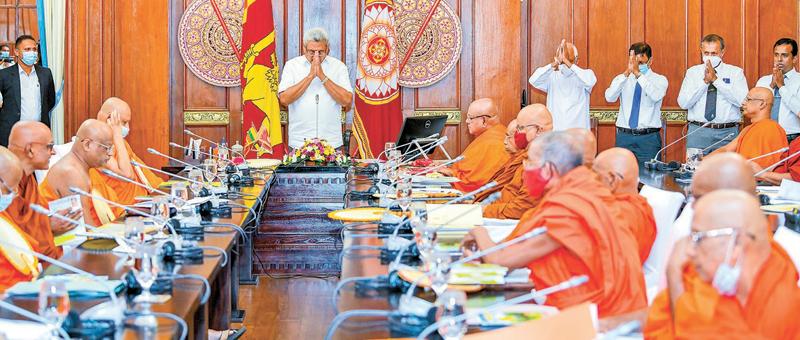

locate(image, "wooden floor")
[[233, 276, 339, 339]]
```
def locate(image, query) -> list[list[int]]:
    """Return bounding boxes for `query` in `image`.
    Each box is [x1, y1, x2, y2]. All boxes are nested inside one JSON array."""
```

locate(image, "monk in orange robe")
[[463, 131, 647, 317], [439, 98, 510, 192], [95, 97, 164, 205], [483, 104, 553, 218], [593, 147, 656, 263], [6, 122, 82, 259], [41, 119, 121, 227], [474, 119, 522, 202], [753, 135, 800, 185], [644, 190, 800, 339], [712, 87, 788, 168], [0, 146, 39, 291]]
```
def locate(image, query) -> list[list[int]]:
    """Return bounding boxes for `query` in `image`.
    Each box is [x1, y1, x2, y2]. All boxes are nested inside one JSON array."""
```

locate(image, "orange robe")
[[506, 166, 647, 317], [0, 211, 38, 292], [451, 124, 510, 192], [98, 141, 165, 205], [735, 119, 788, 168], [775, 136, 800, 181], [482, 164, 541, 219], [644, 242, 800, 340], [614, 192, 656, 263], [41, 170, 123, 225], [474, 151, 525, 202], [6, 173, 61, 259]]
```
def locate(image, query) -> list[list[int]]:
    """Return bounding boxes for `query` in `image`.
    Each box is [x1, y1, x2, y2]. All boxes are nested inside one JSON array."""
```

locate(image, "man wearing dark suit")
[[0, 35, 55, 146]]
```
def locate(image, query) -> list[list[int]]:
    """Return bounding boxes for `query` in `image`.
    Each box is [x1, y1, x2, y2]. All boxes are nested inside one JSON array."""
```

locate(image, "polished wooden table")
[[1, 171, 272, 339]]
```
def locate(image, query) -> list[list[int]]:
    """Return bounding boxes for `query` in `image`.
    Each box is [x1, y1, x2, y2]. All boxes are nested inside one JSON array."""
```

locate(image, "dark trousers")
[[615, 129, 663, 166]]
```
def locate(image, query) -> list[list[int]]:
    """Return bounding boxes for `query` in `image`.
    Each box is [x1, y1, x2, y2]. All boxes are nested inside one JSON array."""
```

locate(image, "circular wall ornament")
[[178, 0, 244, 87], [394, 0, 463, 88]]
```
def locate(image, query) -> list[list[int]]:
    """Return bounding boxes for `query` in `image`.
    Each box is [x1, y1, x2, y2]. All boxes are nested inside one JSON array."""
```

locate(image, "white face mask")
[[711, 232, 741, 297], [702, 55, 722, 67]]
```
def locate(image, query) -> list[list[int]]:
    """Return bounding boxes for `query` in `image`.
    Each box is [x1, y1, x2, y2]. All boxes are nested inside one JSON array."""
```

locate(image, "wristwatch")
[[321, 77, 329, 84]]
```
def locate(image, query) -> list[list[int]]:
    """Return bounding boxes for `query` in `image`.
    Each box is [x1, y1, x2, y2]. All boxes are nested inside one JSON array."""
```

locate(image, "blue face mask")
[[121, 126, 130, 138], [0, 190, 16, 212], [21, 51, 37, 66], [711, 233, 741, 296], [638, 64, 650, 74], [0, 51, 9, 60]]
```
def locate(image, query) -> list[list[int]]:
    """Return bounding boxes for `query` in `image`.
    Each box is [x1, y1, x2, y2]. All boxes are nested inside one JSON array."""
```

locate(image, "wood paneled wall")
[[523, 0, 799, 161], [64, 0, 170, 167], [166, 0, 520, 158]]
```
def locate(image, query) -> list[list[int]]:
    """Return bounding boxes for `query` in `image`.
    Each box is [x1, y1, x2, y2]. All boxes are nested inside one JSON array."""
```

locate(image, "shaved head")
[[565, 128, 597, 167], [97, 97, 132, 123], [560, 42, 579, 64], [504, 119, 519, 154], [465, 98, 500, 136], [593, 147, 639, 194], [741, 87, 773, 122], [73, 119, 113, 168], [691, 152, 756, 199], [7, 121, 54, 173], [688, 190, 770, 282], [0, 146, 23, 191], [517, 104, 554, 144]]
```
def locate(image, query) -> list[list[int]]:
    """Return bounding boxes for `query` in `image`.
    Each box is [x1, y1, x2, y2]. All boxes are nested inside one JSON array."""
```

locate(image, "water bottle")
[[219, 137, 229, 160]]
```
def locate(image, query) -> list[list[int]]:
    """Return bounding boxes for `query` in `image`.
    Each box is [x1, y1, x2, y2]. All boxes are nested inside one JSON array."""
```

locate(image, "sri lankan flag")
[[240, 0, 284, 158], [353, 0, 403, 159]]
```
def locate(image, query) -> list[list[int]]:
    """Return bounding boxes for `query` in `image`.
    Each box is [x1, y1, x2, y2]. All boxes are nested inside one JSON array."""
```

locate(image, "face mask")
[[21, 51, 37, 66], [711, 233, 741, 296], [638, 64, 650, 74], [702, 55, 722, 67], [121, 126, 130, 138], [0, 190, 16, 212], [523, 164, 551, 198], [0, 51, 9, 60], [514, 131, 529, 150]]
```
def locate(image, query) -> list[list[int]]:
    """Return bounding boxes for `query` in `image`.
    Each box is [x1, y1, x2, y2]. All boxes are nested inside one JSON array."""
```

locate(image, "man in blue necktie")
[[756, 38, 800, 144], [605, 42, 669, 165]]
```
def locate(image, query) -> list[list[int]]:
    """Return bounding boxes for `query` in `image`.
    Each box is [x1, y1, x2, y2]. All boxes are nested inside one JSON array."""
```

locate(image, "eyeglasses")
[[29, 142, 55, 151], [84, 139, 113, 154], [516, 123, 541, 132], [0, 177, 17, 199], [466, 115, 493, 122], [744, 97, 765, 103], [690, 227, 756, 245]]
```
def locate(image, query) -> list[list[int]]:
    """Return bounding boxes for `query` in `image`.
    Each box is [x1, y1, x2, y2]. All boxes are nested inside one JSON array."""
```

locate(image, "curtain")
[[37, 0, 66, 143]]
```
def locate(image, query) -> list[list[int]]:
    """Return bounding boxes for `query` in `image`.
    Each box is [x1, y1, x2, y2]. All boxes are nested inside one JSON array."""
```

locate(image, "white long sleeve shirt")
[[756, 69, 800, 134], [605, 70, 668, 129], [529, 63, 597, 130], [677, 62, 748, 123]]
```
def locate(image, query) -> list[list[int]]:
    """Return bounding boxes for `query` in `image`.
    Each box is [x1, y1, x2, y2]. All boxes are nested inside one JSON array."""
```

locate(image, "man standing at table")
[[756, 38, 800, 144], [529, 39, 596, 131], [678, 34, 748, 154], [0, 35, 56, 147], [278, 27, 353, 150], [605, 42, 668, 165]]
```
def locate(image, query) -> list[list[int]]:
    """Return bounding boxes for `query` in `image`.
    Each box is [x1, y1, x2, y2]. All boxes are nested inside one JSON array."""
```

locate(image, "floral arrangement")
[[282, 138, 351, 166]]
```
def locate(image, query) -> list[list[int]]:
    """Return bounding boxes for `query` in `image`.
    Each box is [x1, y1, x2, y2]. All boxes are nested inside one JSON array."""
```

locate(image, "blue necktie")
[[772, 85, 782, 121], [704, 84, 717, 122], [629, 82, 642, 128]]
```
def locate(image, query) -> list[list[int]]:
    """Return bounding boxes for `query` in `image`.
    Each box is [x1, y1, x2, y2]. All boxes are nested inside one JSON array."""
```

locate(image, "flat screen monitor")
[[395, 115, 448, 161]]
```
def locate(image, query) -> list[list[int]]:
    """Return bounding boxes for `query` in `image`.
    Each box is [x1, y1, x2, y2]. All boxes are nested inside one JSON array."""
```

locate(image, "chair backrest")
[[638, 184, 686, 303], [34, 140, 74, 183]]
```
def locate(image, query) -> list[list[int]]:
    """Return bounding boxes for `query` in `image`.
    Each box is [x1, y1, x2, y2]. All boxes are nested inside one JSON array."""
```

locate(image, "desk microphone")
[[100, 169, 187, 202], [146, 148, 222, 183], [29, 203, 128, 246], [391, 136, 449, 167], [414, 275, 589, 340], [183, 129, 245, 160], [747, 146, 789, 162], [401, 155, 464, 178], [375, 133, 440, 160], [169, 142, 233, 165], [699, 131, 737, 155], [315, 94, 320, 139], [754, 148, 800, 176], [645, 121, 712, 170], [124, 163, 212, 198]]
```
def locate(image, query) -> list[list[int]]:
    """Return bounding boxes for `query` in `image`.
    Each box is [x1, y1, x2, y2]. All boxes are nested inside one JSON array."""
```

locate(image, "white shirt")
[[677, 62, 748, 123], [605, 70, 669, 129], [0, 66, 42, 121], [756, 69, 800, 134], [278, 56, 352, 149], [529, 64, 597, 130]]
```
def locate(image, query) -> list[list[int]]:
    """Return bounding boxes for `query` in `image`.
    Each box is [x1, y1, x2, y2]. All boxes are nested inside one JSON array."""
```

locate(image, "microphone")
[[375, 133, 440, 160], [646, 121, 712, 170], [392, 136, 449, 166], [125, 163, 212, 197], [183, 130, 245, 160], [146, 148, 223, 184], [700, 131, 736, 154], [0, 299, 71, 339], [414, 275, 589, 340], [100, 169, 184, 201], [29, 203, 129, 246], [401, 226, 548, 302], [602, 320, 642, 339], [748, 146, 789, 162], [400, 155, 464, 178], [755, 148, 800, 176], [169, 142, 233, 165], [315, 94, 320, 139]]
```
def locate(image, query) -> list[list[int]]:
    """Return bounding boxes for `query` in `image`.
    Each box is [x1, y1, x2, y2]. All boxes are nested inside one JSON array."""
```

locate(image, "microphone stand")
[[315, 94, 320, 139]]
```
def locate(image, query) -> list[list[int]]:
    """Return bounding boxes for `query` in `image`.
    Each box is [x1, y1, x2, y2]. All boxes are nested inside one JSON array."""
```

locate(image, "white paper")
[[774, 226, 800, 286], [426, 203, 483, 228], [777, 179, 800, 201], [49, 194, 86, 242], [0, 319, 50, 339]]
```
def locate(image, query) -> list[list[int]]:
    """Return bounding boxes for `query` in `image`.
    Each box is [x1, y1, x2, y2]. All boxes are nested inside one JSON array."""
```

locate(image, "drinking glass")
[[187, 169, 205, 197], [170, 182, 189, 210], [434, 289, 468, 340], [428, 251, 452, 296], [395, 178, 413, 213], [384, 142, 396, 158], [133, 244, 160, 305], [38, 276, 70, 338], [202, 159, 218, 183]]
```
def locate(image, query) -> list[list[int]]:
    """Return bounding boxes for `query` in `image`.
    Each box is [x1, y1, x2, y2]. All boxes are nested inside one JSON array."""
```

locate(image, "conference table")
[[0, 169, 273, 340]]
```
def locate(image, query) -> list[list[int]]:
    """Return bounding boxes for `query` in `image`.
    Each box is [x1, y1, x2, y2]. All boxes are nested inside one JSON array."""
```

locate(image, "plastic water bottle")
[[219, 137, 229, 160]]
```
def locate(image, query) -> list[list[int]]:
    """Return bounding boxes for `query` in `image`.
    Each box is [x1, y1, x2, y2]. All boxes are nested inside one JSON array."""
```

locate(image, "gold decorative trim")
[[589, 109, 688, 124], [184, 111, 230, 126], [413, 110, 461, 125]]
